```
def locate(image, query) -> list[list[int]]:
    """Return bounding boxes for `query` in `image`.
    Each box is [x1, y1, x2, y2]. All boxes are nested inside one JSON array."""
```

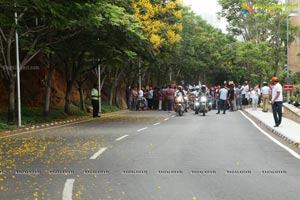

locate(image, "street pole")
[[98, 59, 101, 116], [286, 14, 290, 102], [138, 57, 141, 91], [15, 2, 21, 127]]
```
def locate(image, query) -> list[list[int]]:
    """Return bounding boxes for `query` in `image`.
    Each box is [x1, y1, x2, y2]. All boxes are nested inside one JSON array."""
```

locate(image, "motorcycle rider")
[[175, 85, 185, 97], [193, 85, 200, 97]]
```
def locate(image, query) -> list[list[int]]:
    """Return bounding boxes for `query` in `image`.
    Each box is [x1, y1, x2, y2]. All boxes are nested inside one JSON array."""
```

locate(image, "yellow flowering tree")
[[132, 0, 183, 51]]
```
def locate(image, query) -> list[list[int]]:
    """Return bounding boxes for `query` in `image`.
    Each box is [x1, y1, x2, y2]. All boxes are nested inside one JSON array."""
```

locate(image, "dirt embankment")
[[0, 66, 82, 112]]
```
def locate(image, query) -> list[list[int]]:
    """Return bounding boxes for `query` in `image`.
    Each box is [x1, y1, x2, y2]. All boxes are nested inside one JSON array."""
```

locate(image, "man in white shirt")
[[261, 82, 270, 112], [241, 81, 249, 106], [270, 77, 283, 127]]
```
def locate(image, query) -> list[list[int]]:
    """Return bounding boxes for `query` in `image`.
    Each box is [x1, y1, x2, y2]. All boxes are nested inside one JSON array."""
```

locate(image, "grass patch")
[[0, 102, 120, 131], [101, 102, 120, 113]]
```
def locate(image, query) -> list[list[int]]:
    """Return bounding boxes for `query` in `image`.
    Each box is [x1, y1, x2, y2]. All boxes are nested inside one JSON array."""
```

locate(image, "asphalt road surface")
[[1, 110, 300, 200]]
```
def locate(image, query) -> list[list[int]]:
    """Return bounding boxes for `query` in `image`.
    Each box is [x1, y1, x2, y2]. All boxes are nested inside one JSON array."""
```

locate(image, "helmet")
[[195, 85, 200, 90], [177, 85, 183, 90], [271, 77, 279, 82]]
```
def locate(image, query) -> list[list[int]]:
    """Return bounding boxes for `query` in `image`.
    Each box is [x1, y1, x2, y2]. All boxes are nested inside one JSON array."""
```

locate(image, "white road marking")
[[62, 179, 75, 200], [240, 111, 300, 159], [115, 135, 129, 141], [89, 147, 108, 159], [137, 127, 148, 132], [164, 118, 169, 121], [153, 122, 160, 126]]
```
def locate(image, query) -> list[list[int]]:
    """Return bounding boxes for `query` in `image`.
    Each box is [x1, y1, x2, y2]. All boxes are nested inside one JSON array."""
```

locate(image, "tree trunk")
[[43, 65, 54, 118], [78, 84, 86, 111], [7, 78, 15, 124], [109, 86, 114, 106], [64, 82, 73, 114]]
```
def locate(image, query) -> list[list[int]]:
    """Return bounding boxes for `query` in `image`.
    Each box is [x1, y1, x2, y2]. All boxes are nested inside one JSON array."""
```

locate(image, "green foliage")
[[101, 102, 120, 113]]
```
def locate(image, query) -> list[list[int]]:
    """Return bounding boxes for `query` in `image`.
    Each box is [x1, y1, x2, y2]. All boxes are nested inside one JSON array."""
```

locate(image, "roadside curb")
[[243, 110, 300, 149], [0, 110, 129, 138]]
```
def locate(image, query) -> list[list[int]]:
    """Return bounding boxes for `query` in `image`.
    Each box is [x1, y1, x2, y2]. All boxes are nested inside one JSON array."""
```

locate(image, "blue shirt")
[[219, 88, 228, 100]]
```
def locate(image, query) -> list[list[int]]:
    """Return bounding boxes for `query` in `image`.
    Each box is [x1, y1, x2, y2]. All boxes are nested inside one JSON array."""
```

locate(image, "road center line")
[[115, 135, 129, 141], [240, 111, 300, 159], [164, 118, 169, 121], [62, 179, 75, 200], [89, 147, 108, 159], [137, 127, 148, 132], [153, 122, 160, 126]]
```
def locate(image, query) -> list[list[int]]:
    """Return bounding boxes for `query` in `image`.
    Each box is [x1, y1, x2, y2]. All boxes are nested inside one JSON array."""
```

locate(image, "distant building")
[[287, 0, 300, 72]]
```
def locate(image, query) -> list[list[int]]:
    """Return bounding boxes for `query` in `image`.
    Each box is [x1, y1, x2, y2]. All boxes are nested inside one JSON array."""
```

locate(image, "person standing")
[[270, 77, 283, 127], [216, 85, 228, 114], [241, 81, 249, 106], [131, 87, 138, 110], [235, 84, 242, 110], [228, 83, 235, 111], [146, 86, 154, 110], [261, 82, 270, 112], [250, 85, 260, 110], [126, 85, 131, 110], [165, 85, 175, 113], [91, 83, 100, 118]]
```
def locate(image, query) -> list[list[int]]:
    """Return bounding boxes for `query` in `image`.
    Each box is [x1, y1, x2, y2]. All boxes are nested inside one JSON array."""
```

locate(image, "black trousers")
[[92, 99, 99, 117]]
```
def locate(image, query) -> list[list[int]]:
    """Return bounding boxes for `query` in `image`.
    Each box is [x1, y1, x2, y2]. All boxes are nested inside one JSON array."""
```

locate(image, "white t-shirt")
[[241, 85, 249, 95], [138, 90, 144, 98], [272, 83, 283, 102], [250, 90, 259, 99], [261, 86, 270, 95]]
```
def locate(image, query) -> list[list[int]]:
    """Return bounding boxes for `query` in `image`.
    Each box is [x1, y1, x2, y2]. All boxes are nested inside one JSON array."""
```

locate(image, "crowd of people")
[[124, 77, 283, 127]]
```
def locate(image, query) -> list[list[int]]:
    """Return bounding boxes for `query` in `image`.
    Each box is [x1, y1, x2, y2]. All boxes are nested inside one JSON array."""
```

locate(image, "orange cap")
[[271, 77, 279, 82]]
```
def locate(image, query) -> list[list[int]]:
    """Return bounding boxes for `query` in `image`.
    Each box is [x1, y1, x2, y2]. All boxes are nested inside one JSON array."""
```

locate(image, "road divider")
[[137, 127, 148, 132], [89, 147, 108, 159], [115, 135, 129, 141], [62, 179, 75, 200]]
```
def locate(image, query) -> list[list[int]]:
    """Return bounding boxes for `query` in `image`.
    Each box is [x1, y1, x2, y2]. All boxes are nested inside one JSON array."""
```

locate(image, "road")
[[0, 110, 300, 200]]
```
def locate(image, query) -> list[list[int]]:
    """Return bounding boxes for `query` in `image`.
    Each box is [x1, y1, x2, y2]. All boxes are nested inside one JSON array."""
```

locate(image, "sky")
[[182, 0, 227, 32]]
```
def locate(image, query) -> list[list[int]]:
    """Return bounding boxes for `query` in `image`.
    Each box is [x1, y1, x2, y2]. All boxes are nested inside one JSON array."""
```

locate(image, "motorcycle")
[[175, 95, 185, 116], [137, 97, 147, 111], [195, 94, 211, 116]]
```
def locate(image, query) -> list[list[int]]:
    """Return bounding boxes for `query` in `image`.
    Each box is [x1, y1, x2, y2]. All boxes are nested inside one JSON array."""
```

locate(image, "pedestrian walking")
[[270, 77, 283, 127], [91, 83, 100, 118], [261, 82, 270, 112]]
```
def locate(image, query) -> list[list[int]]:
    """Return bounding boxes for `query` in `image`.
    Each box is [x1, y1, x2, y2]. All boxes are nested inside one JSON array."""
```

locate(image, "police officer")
[[91, 83, 100, 118]]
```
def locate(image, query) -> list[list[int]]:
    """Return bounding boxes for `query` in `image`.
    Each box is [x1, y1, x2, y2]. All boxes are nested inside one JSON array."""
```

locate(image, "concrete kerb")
[[243, 110, 300, 149], [0, 110, 129, 137]]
